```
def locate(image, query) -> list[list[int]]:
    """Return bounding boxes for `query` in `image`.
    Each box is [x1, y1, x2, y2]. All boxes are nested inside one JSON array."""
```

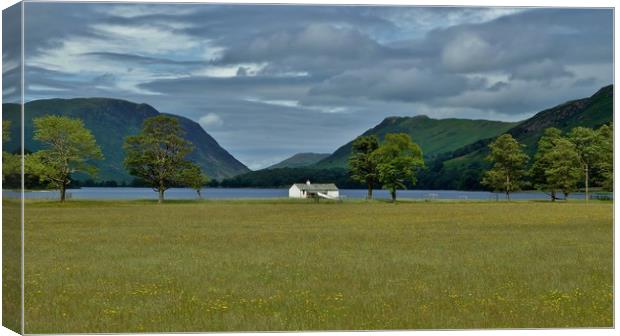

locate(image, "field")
[[14, 199, 614, 332]]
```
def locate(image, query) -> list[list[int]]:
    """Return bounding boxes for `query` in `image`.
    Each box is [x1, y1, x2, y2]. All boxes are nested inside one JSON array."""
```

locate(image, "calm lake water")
[[4, 187, 607, 201]]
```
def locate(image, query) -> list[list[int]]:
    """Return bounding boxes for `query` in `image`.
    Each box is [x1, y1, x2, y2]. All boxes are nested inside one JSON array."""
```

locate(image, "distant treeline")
[[6, 154, 605, 192], [219, 167, 358, 188], [5, 175, 220, 190], [218, 168, 481, 190], [5, 166, 483, 190], [217, 164, 485, 190]]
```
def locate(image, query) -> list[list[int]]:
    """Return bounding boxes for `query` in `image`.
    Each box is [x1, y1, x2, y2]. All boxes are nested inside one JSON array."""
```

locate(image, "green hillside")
[[268, 153, 330, 169], [315, 115, 518, 169], [2, 98, 249, 182], [221, 85, 613, 191], [445, 84, 614, 170], [417, 85, 614, 190]]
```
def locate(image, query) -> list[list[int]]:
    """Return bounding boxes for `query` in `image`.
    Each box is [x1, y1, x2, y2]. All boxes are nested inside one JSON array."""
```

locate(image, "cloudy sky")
[[2, 3, 613, 169]]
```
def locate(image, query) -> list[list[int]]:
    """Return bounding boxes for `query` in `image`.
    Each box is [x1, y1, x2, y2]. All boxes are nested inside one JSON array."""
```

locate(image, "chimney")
[[306, 180, 311, 185]]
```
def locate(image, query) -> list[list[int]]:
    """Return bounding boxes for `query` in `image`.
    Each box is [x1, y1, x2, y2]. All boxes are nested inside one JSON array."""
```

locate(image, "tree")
[[594, 124, 613, 191], [30, 115, 103, 202], [530, 128, 580, 201], [3, 120, 10, 143], [481, 134, 529, 200], [568, 127, 603, 202], [2, 120, 20, 184], [371, 133, 424, 202], [542, 138, 582, 199], [348, 135, 379, 199], [180, 164, 209, 199], [530, 128, 562, 200], [124, 115, 196, 203]]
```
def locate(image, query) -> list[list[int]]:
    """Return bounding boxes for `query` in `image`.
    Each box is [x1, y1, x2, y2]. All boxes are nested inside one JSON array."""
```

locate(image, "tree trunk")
[[367, 180, 373, 200], [60, 184, 66, 203], [551, 190, 556, 202], [390, 189, 396, 202], [585, 164, 589, 203], [564, 192, 569, 200], [505, 175, 510, 200], [158, 188, 164, 204], [197, 189, 202, 199]]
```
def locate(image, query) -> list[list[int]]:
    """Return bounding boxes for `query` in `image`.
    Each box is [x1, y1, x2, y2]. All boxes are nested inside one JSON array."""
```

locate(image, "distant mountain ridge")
[[268, 153, 330, 169], [314, 115, 518, 169], [221, 84, 613, 190], [444, 85, 613, 168], [2, 98, 250, 182], [5, 85, 612, 189], [419, 84, 614, 190]]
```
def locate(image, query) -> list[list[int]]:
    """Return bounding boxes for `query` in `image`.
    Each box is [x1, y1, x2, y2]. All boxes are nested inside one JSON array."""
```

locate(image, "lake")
[[3, 187, 607, 201]]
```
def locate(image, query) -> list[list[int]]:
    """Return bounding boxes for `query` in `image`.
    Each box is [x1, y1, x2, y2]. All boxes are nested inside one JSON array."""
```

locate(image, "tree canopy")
[[180, 164, 209, 199], [568, 126, 605, 201], [371, 133, 424, 202], [348, 135, 380, 199], [28, 115, 103, 201], [593, 123, 613, 191], [2, 120, 21, 184], [481, 134, 529, 199], [123, 115, 200, 203], [530, 128, 582, 200]]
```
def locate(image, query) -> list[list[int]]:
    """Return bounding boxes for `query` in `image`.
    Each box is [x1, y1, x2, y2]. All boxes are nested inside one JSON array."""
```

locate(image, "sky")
[[2, 3, 613, 169]]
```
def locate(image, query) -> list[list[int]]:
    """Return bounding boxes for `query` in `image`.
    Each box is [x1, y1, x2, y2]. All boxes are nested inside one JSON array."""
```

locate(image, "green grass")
[[3, 200, 21, 333], [18, 200, 613, 332]]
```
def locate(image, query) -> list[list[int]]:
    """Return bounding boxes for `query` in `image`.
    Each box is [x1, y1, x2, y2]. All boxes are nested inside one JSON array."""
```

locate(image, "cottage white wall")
[[327, 190, 339, 198], [289, 185, 303, 198]]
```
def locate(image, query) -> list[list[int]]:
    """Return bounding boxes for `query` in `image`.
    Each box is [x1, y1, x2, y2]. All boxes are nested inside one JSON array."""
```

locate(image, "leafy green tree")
[[3, 154, 21, 185], [2, 120, 20, 184], [29, 115, 103, 202], [481, 134, 529, 200], [180, 164, 209, 199], [531, 128, 583, 200], [371, 133, 424, 202], [568, 127, 603, 201], [348, 135, 379, 199], [3, 120, 10, 143], [542, 138, 582, 199], [530, 128, 565, 201], [124, 115, 196, 203], [594, 123, 613, 191]]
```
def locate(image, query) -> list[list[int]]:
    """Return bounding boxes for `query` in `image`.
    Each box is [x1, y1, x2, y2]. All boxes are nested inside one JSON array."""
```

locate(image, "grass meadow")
[[14, 199, 613, 332]]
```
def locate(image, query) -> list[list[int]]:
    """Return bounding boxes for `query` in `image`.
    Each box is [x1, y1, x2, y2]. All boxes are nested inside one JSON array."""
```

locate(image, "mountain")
[[2, 98, 250, 182], [314, 115, 518, 168], [444, 85, 613, 169], [220, 85, 613, 191], [268, 153, 330, 169], [419, 85, 614, 190]]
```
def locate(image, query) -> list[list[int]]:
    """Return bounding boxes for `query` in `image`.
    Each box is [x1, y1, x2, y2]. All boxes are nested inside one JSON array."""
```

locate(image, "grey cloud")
[[3, 3, 22, 103], [488, 81, 510, 92], [236, 67, 248, 77], [439, 78, 609, 115], [140, 75, 315, 98], [23, 3, 104, 56], [429, 8, 612, 74], [309, 66, 480, 102], [81, 52, 206, 66], [217, 23, 414, 79], [510, 59, 574, 81], [12, 3, 614, 168], [224, 23, 390, 63]]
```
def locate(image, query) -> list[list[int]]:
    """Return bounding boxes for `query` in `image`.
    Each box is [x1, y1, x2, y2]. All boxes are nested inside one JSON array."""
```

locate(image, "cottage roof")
[[293, 183, 338, 191]]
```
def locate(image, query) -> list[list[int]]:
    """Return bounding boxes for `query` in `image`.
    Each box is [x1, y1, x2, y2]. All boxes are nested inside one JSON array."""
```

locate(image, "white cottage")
[[289, 180, 339, 199]]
